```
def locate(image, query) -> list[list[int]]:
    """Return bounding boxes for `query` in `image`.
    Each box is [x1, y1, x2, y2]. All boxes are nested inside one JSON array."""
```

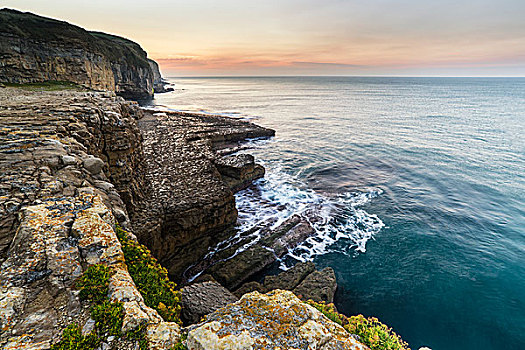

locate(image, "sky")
[[2, 0, 525, 77]]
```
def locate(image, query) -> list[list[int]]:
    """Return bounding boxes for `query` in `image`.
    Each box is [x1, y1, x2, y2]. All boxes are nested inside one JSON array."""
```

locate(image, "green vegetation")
[[116, 225, 182, 324], [52, 264, 147, 350], [170, 332, 188, 350], [4, 81, 85, 91], [75, 264, 112, 304], [307, 300, 410, 350], [91, 301, 124, 337], [52, 225, 183, 350], [50, 324, 100, 350]]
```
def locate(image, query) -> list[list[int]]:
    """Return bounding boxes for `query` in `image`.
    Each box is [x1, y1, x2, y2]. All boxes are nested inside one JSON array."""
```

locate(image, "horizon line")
[[165, 75, 525, 79]]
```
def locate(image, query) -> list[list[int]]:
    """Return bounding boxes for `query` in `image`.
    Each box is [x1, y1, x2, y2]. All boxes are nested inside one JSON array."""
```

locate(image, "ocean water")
[[150, 77, 525, 350]]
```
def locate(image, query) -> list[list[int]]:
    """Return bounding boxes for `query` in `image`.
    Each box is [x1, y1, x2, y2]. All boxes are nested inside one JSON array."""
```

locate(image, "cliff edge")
[[0, 9, 165, 99]]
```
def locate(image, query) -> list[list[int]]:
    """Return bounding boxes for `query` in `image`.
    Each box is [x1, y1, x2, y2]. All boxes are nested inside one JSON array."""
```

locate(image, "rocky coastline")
[[0, 8, 411, 350], [0, 86, 353, 349]]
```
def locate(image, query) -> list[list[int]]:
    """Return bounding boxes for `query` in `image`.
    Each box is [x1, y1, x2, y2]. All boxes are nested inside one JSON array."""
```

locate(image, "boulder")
[[186, 290, 367, 350], [181, 281, 238, 325], [294, 267, 338, 303], [83, 156, 105, 175], [232, 281, 264, 299]]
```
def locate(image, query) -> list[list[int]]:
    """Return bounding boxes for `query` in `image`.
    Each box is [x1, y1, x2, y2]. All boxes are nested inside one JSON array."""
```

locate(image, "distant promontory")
[[0, 8, 167, 99]]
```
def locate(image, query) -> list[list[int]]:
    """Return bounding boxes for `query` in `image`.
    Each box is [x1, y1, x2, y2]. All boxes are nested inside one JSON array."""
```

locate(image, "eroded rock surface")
[[187, 290, 367, 350], [133, 110, 274, 280], [0, 88, 145, 260], [0, 87, 179, 349]]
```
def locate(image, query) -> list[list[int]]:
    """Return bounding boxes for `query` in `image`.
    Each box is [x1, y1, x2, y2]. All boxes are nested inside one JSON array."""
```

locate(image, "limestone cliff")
[[0, 87, 181, 349], [133, 110, 274, 280], [0, 9, 161, 99]]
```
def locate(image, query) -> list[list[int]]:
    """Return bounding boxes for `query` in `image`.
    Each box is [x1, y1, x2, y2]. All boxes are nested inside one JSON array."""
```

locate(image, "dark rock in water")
[[207, 246, 276, 290], [263, 261, 315, 292], [232, 261, 336, 304], [200, 215, 317, 289], [0, 9, 161, 100], [181, 281, 238, 325], [293, 267, 337, 303], [215, 154, 265, 192]]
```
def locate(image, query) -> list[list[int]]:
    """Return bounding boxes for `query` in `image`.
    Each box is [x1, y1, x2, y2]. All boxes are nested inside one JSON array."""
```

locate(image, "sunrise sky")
[[3, 0, 525, 76]]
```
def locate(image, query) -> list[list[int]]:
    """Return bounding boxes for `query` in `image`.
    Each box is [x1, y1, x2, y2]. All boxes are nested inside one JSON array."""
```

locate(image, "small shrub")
[[116, 226, 182, 324], [91, 300, 123, 337], [53, 264, 138, 349], [76, 264, 111, 304], [307, 300, 410, 350], [306, 300, 343, 325], [50, 323, 100, 350], [345, 315, 410, 350], [126, 324, 149, 350]]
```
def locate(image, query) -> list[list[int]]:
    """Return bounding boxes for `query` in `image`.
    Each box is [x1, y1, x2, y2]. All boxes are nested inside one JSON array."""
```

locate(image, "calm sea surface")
[[150, 77, 525, 350]]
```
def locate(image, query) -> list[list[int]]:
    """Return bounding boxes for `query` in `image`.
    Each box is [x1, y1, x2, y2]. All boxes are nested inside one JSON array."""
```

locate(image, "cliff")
[[0, 9, 165, 99], [132, 109, 274, 280], [0, 85, 410, 350], [0, 87, 182, 349]]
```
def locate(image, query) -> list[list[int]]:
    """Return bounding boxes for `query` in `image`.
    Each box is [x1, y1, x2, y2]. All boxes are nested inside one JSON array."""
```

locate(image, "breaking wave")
[[235, 158, 385, 268]]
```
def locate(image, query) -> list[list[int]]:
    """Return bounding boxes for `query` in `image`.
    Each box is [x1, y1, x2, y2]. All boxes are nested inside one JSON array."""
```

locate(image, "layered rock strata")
[[0, 87, 180, 349], [0, 9, 164, 99], [186, 214, 318, 290], [132, 110, 274, 281], [186, 290, 367, 350], [0, 88, 145, 260]]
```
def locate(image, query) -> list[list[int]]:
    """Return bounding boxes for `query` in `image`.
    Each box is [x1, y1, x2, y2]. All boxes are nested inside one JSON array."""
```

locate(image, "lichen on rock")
[[186, 290, 368, 350]]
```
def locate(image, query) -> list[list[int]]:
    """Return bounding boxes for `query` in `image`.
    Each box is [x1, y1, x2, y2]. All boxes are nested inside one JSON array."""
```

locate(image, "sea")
[[148, 76, 525, 350]]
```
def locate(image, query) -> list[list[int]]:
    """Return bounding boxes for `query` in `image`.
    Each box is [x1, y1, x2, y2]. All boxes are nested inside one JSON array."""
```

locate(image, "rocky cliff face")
[[148, 59, 172, 93], [0, 87, 181, 349], [132, 110, 274, 280], [0, 9, 158, 99]]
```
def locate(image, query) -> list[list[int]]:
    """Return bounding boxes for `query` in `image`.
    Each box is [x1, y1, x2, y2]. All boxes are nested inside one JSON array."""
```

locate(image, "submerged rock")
[[186, 290, 367, 350]]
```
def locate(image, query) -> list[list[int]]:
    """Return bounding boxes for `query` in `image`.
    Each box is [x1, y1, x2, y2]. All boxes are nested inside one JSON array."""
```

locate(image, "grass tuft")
[[116, 225, 182, 324], [4, 81, 85, 91]]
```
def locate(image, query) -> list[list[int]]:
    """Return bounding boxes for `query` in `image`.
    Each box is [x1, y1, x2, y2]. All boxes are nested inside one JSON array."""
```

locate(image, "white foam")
[[235, 161, 385, 268], [184, 144, 384, 281]]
